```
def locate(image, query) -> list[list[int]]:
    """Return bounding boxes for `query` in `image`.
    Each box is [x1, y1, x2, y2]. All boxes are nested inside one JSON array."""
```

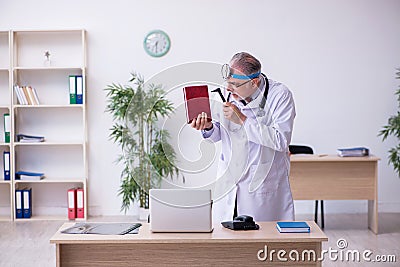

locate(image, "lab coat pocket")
[[248, 163, 278, 194]]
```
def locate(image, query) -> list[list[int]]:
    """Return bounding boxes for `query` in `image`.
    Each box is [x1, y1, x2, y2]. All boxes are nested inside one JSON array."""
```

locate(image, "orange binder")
[[76, 188, 84, 218], [67, 188, 76, 220]]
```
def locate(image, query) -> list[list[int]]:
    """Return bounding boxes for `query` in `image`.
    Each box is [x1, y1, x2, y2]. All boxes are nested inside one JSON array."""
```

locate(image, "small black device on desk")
[[221, 215, 260, 230]]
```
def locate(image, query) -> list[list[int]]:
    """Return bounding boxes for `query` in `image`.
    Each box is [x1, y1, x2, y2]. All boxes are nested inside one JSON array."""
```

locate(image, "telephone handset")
[[221, 215, 260, 231], [234, 215, 254, 222]]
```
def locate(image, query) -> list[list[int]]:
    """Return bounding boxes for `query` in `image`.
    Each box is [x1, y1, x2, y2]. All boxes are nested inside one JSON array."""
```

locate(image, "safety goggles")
[[225, 79, 253, 89]]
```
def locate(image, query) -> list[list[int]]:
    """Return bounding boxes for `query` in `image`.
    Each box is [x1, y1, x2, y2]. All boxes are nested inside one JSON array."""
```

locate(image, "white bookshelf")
[[8, 29, 88, 221], [0, 30, 12, 221]]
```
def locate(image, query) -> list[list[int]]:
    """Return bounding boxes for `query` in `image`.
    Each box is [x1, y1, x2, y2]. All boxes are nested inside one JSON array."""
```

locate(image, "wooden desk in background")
[[289, 155, 380, 234], [51, 221, 327, 267]]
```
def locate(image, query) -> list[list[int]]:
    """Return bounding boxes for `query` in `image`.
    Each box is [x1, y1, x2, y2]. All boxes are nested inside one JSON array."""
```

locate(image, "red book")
[[76, 188, 84, 218], [183, 85, 212, 124], [67, 188, 76, 220]]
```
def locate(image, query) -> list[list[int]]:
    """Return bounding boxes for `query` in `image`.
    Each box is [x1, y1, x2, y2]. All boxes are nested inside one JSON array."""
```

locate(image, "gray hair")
[[230, 52, 261, 76]]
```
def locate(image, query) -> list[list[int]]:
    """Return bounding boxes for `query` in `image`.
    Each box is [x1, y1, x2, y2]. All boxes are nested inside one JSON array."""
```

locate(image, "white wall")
[[1, 0, 400, 216]]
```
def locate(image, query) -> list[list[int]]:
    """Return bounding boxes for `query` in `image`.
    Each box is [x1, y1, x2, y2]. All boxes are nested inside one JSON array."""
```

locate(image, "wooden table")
[[50, 221, 327, 267], [290, 155, 380, 234]]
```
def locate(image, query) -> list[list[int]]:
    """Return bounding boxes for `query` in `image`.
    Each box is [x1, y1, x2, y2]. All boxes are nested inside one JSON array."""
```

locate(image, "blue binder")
[[3, 151, 10, 180], [276, 221, 310, 233], [76, 75, 83, 104], [23, 188, 32, 218], [15, 189, 24, 219]]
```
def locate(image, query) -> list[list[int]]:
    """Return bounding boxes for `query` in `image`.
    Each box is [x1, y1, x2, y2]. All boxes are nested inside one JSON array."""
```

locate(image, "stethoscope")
[[256, 73, 269, 117], [212, 64, 269, 117]]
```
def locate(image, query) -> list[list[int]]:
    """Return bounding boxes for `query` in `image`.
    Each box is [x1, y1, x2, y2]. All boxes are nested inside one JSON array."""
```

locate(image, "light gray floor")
[[0, 213, 399, 267]]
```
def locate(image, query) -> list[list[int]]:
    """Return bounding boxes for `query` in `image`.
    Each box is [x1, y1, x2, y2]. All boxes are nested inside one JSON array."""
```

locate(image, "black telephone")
[[221, 215, 260, 231]]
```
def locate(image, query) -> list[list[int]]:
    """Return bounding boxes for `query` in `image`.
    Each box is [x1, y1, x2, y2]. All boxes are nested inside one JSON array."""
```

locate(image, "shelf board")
[[15, 215, 86, 221], [13, 29, 84, 33], [0, 216, 12, 221], [15, 215, 69, 221], [0, 68, 9, 71], [14, 104, 83, 109], [0, 105, 10, 109], [14, 142, 84, 146], [15, 178, 86, 184], [0, 180, 11, 184], [0, 143, 11, 147], [13, 66, 83, 70]]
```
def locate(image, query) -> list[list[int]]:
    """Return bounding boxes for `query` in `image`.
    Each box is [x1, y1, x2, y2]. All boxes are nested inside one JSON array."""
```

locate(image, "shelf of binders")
[[13, 108, 85, 144], [14, 179, 87, 221], [13, 69, 84, 106]]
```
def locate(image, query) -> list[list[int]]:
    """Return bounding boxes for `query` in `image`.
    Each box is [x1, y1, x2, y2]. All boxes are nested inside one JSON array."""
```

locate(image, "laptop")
[[149, 189, 213, 232]]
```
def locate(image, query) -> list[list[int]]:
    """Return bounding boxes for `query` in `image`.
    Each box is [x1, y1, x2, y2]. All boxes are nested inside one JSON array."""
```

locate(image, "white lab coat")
[[202, 78, 296, 223]]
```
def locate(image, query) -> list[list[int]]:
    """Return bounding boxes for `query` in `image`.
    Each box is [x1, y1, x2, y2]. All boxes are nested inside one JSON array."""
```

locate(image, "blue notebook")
[[15, 171, 45, 181], [15, 171, 44, 176], [276, 221, 310, 233]]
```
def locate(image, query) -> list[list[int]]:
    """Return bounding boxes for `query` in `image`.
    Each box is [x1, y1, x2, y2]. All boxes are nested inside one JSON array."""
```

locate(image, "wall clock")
[[143, 30, 171, 57]]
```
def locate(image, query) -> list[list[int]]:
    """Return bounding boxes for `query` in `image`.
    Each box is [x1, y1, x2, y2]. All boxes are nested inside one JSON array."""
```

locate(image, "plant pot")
[[139, 207, 150, 222]]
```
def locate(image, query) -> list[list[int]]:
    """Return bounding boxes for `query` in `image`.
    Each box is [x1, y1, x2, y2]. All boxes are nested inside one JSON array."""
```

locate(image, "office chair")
[[289, 145, 324, 228]]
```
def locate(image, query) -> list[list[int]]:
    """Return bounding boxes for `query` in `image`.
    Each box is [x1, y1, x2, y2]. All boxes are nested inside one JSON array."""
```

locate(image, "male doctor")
[[191, 52, 296, 222]]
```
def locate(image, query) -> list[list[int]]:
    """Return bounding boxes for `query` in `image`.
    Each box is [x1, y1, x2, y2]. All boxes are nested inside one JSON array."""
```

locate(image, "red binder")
[[76, 188, 84, 218], [183, 85, 212, 124], [67, 188, 76, 220]]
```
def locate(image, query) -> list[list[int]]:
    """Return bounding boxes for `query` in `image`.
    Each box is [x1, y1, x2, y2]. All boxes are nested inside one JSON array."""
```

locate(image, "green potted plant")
[[379, 69, 400, 177], [105, 73, 179, 217]]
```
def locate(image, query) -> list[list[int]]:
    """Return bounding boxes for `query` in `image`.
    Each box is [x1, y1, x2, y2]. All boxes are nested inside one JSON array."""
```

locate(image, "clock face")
[[143, 30, 171, 57]]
